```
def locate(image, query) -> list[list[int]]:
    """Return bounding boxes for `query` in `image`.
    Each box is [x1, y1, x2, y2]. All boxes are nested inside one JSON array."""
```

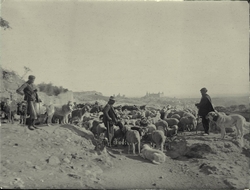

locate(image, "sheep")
[[125, 119, 137, 126], [183, 112, 196, 119], [90, 122, 107, 138], [154, 119, 168, 136], [82, 111, 94, 122], [178, 116, 197, 132], [122, 125, 141, 154], [184, 108, 197, 118], [166, 125, 178, 137], [162, 109, 172, 119], [151, 130, 166, 151], [130, 126, 148, 137], [146, 124, 157, 133], [149, 112, 161, 124], [164, 118, 179, 127], [142, 130, 166, 151], [145, 110, 152, 118], [111, 125, 125, 145], [82, 119, 94, 130], [135, 119, 141, 126], [170, 114, 181, 120], [169, 110, 185, 118], [152, 130, 166, 151]]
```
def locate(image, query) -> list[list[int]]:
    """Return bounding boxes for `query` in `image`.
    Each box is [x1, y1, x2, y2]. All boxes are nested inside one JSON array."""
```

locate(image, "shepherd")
[[16, 75, 40, 130], [195, 87, 215, 136], [102, 96, 118, 147]]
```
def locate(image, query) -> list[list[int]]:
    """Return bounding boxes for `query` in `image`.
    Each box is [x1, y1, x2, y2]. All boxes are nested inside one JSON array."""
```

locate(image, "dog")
[[17, 102, 27, 125], [206, 111, 249, 140], [122, 125, 141, 154], [140, 144, 166, 165], [44, 104, 55, 126], [1, 99, 15, 124], [53, 101, 74, 124]]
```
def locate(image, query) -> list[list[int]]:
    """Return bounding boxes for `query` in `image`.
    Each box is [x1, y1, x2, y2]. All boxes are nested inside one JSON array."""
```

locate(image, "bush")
[[37, 82, 68, 96]]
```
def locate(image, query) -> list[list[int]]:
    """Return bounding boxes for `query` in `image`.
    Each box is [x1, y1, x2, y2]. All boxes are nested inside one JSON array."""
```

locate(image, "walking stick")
[[23, 101, 27, 126], [107, 121, 111, 146]]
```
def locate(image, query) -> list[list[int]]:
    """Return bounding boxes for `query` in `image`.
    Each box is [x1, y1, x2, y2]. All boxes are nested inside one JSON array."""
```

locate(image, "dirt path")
[[99, 131, 250, 189], [99, 147, 226, 189]]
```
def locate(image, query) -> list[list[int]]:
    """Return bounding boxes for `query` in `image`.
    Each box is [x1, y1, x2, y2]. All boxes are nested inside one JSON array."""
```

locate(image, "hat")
[[28, 75, 35, 80], [200, 87, 207, 93], [109, 96, 115, 101]]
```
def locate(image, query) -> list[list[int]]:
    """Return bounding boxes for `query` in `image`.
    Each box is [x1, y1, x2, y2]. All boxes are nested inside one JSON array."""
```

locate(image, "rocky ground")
[[1, 121, 250, 189]]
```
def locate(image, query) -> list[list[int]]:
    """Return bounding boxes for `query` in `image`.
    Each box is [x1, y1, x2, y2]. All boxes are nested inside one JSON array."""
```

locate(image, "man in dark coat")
[[102, 96, 118, 146], [195, 87, 214, 135]]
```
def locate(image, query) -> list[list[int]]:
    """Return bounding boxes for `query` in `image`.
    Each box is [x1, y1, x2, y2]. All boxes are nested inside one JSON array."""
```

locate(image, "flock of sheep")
[[64, 103, 200, 162], [2, 100, 200, 164]]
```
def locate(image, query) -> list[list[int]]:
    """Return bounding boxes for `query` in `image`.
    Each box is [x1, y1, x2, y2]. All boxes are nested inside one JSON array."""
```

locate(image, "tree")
[[238, 104, 247, 111], [0, 17, 11, 30], [21, 66, 32, 80], [229, 105, 237, 111], [37, 83, 68, 96], [54, 86, 60, 96]]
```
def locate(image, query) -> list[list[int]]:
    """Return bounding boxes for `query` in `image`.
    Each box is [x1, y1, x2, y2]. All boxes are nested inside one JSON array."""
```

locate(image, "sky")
[[1, 1, 249, 98]]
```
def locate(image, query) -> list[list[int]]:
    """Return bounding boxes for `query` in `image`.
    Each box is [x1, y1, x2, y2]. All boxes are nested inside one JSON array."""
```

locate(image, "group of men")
[[14, 75, 215, 143]]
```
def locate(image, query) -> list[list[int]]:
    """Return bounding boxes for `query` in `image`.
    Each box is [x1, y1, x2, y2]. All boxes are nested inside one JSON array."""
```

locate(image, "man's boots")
[[32, 119, 38, 129], [28, 119, 37, 130], [28, 119, 35, 130]]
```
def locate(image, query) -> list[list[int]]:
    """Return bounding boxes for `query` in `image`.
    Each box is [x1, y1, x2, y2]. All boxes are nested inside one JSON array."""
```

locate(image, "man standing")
[[16, 75, 40, 130], [102, 96, 118, 147], [195, 87, 214, 136], [160, 106, 167, 120]]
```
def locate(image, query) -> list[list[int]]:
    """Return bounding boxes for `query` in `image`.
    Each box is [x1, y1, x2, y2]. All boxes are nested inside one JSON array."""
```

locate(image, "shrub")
[[37, 82, 68, 96]]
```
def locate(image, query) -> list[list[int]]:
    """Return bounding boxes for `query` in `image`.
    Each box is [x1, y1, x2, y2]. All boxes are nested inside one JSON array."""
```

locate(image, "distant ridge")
[[73, 91, 103, 96]]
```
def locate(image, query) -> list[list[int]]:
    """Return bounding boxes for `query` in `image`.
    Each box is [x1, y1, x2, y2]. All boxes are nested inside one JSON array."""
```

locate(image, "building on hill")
[[145, 92, 164, 98], [114, 93, 125, 98]]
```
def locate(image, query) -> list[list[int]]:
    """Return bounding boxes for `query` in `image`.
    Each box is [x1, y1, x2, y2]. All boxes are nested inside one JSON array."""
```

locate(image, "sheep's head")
[[121, 125, 129, 134], [139, 127, 148, 137]]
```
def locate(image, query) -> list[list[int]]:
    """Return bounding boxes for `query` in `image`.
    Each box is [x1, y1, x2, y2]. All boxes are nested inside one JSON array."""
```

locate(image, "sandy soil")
[[1, 121, 250, 189]]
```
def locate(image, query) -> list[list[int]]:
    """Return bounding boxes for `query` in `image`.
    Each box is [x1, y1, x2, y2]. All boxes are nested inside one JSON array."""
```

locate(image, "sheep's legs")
[[132, 144, 135, 154]]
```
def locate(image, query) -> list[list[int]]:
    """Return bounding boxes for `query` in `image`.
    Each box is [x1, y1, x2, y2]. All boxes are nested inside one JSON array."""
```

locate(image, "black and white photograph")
[[0, 0, 249, 189]]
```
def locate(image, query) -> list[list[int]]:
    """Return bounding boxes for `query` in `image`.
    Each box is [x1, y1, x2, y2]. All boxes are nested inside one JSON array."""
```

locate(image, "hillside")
[[73, 91, 107, 104], [0, 67, 104, 105], [1, 67, 26, 102]]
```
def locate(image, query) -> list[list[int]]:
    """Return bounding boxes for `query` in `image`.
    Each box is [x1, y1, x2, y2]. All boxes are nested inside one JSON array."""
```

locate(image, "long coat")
[[196, 94, 214, 117]]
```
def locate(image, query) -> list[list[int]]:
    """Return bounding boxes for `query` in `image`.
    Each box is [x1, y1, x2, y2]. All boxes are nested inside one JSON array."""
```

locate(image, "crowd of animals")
[[1, 99, 248, 164], [1, 99, 199, 158]]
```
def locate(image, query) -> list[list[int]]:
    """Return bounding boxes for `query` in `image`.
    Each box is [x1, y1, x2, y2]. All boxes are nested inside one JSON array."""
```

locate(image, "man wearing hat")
[[102, 96, 118, 146], [16, 75, 40, 130], [195, 87, 214, 135]]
